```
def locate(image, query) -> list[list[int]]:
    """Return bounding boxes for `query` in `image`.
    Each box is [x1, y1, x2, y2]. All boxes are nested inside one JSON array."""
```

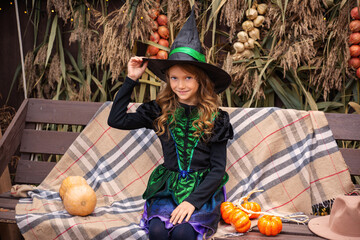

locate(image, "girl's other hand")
[[170, 201, 195, 225], [127, 56, 148, 81]]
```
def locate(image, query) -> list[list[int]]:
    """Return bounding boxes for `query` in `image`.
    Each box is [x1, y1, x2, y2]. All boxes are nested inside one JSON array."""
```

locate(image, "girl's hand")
[[170, 201, 195, 225], [127, 56, 148, 81]]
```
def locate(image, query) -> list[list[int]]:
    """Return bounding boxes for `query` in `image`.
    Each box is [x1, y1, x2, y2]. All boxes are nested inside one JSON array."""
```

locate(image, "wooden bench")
[[0, 98, 359, 239]]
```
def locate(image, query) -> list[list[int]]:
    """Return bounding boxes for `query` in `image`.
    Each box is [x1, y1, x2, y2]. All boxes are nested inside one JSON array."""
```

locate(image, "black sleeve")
[[107, 77, 160, 130], [184, 141, 228, 209], [184, 110, 234, 209]]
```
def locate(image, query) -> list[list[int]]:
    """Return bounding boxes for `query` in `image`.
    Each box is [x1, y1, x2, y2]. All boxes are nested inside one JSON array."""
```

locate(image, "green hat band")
[[169, 47, 206, 63]]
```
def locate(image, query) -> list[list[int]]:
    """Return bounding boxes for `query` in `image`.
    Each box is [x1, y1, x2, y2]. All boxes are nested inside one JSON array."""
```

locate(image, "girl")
[[108, 8, 233, 240]]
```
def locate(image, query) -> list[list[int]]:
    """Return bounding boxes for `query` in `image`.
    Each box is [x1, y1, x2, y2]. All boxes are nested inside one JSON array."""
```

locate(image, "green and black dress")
[[108, 77, 233, 239]]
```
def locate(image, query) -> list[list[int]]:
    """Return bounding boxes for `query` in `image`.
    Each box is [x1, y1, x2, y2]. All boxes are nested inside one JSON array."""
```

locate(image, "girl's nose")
[[178, 79, 185, 88]]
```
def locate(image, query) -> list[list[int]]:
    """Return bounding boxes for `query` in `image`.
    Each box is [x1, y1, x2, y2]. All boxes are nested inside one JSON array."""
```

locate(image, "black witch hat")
[[146, 7, 231, 94]]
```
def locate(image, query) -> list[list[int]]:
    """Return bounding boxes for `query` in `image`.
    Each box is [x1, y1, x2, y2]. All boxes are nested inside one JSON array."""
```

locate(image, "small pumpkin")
[[257, 215, 282, 236], [63, 184, 97, 216], [220, 201, 235, 224], [230, 208, 251, 233], [241, 198, 261, 219], [59, 176, 87, 199]]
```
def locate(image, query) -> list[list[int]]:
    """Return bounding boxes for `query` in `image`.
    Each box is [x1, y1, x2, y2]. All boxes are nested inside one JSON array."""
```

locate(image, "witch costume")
[[107, 8, 233, 239]]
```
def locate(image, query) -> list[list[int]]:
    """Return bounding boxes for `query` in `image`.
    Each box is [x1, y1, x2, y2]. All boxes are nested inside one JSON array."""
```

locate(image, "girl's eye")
[[170, 77, 177, 80], [186, 76, 193, 80]]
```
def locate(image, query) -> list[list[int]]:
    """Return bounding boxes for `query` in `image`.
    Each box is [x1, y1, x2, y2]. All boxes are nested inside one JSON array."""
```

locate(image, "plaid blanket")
[[15, 103, 354, 239]]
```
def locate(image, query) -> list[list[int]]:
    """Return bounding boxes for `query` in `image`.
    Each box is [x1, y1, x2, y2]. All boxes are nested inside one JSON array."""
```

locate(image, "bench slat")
[[340, 148, 360, 176], [0, 196, 18, 210], [15, 160, 56, 185], [325, 113, 360, 141], [20, 129, 80, 155], [26, 98, 103, 125], [0, 210, 16, 223]]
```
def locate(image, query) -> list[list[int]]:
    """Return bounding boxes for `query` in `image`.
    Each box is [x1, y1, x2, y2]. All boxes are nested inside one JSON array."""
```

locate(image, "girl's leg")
[[148, 217, 169, 240], [170, 223, 197, 240]]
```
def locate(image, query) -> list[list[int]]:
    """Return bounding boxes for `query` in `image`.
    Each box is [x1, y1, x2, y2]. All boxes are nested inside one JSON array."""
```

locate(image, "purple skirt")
[[140, 186, 226, 239]]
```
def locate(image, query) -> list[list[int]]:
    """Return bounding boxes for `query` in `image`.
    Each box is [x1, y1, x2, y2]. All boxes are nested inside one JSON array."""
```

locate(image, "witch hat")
[[146, 7, 231, 94]]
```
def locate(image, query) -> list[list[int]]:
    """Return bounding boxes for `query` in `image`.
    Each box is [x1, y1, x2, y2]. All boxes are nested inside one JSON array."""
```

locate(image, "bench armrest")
[[0, 99, 28, 176]]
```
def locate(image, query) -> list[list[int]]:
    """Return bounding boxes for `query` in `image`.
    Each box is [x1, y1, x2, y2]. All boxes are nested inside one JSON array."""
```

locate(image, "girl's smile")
[[168, 65, 199, 105]]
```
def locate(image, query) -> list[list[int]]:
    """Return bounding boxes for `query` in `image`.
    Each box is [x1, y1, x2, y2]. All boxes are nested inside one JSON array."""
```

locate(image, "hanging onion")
[[233, 42, 245, 53], [349, 58, 360, 69], [350, 33, 360, 45], [249, 28, 260, 40], [237, 31, 249, 43], [257, 4, 268, 15], [242, 20, 254, 32], [253, 16, 265, 27], [242, 49, 254, 58], [244, 38, 255, 49], [350, 20, 360, 32], [351, 7, 360, 20], [350, 45, 360, 57], [246, 9, 258, 20]]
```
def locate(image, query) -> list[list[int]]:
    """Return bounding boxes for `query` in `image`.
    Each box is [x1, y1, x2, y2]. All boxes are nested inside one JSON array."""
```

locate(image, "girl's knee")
[[149, 218, 168, 240], [171, 223, 197, 240]]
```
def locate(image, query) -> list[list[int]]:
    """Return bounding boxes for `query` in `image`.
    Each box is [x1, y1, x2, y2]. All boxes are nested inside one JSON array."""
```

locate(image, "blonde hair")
[[154, 64, 221, 140]]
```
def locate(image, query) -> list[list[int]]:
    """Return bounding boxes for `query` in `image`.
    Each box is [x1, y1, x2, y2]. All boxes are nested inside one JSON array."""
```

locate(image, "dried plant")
[[311, 1, 352, 99], [98, 0, 158, 80], [48, 53, 61, 89], [69, 9, 100, 67], [23, 51, 37, 96], [220, 0, 247, 42], [166, 0, 191, 33], [268, 0, 326, 73], [34, 44, 47, 67], [47, 0, 71, 23]]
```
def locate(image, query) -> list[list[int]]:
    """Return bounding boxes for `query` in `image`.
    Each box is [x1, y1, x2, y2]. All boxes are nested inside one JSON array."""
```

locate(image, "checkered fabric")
[[15, 103, 354, 239]]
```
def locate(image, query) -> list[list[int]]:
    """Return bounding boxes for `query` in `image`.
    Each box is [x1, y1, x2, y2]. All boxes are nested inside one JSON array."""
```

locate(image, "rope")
[[234, 189, 310, 224]]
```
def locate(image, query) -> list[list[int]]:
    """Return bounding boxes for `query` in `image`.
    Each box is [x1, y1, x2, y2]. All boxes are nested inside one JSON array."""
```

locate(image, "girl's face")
[[168, 65, 199, 105]]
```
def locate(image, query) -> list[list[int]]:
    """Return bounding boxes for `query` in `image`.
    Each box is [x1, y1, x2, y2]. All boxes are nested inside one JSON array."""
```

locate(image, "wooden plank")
[[15, 160, 56, 185], [0, 223, 22, 239], [325, 113, 360, 141], [0, 131, 13, 195], [0, 210, 16, 223], [340, 148, 360, 176], [215, 232, 321, 239], [0, 99, 28, 176], [26, 98, 103, 125], [20, 129, 79, 155], [0, 197, 18, 210]]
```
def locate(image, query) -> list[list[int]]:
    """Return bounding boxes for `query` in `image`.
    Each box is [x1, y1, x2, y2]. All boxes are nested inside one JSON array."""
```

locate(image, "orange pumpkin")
[[63, 184, 97, 216], [257, 215, 282, 236], [220, 201, 236, 224], [241, 198, 261, 219], [59, 176, 88, 199], [230, 209, 251, 233]]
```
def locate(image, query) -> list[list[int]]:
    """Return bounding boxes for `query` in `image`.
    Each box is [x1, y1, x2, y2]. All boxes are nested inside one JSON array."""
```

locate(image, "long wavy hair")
[[154, 63, 221, 141]]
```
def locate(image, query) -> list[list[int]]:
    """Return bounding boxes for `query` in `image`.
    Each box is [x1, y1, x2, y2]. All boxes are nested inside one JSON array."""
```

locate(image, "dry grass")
[[166, 0, 191, 33], [47, 0, 71, 23], [98, 0, 158, 80], [220, 0, 247, 42], [69, 10, 100, 67]]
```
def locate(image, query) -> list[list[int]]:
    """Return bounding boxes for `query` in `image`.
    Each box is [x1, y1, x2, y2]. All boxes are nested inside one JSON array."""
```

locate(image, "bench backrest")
[[0, 98, 359, 186]]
